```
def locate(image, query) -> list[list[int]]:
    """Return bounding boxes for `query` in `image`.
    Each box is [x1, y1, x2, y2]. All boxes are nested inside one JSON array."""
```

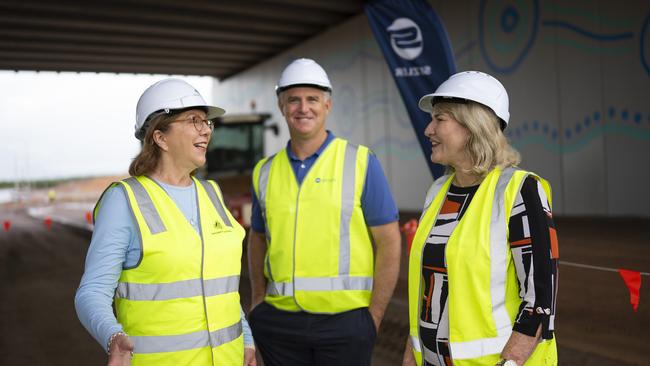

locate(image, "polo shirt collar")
[[286, 130, 335, 161]]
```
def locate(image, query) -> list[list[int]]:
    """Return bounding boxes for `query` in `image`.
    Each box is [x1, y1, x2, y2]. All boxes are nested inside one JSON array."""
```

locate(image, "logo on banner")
[[387, 18, 423, 60], [386, 18, 431, 78], [365, 0, 456, 179]]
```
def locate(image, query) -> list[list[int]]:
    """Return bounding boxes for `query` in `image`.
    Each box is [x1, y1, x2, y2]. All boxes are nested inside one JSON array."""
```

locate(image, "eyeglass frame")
[[169, 114, 215, 133]]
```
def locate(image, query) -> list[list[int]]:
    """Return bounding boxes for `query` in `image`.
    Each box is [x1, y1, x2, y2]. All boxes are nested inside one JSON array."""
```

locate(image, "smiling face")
[[278, 86, 331, 141], [424, 110, 471, 169], [158, 108, 212, 172]]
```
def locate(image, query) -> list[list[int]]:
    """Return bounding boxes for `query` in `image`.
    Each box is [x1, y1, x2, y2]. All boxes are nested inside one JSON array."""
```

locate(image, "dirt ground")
[[0, 204, 648, 365]]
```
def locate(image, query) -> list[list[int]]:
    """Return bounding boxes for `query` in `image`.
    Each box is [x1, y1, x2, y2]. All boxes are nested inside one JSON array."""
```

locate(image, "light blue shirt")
[[74, 179, 254, 352]]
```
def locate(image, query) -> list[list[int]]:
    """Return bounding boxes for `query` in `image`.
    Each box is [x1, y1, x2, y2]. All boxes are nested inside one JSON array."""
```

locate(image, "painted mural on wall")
[[473, 0, 650, 156], [214, 0, 650, 215]]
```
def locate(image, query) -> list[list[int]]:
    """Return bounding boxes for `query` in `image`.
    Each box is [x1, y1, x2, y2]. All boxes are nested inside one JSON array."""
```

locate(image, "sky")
[[0, 71, 213, 181]]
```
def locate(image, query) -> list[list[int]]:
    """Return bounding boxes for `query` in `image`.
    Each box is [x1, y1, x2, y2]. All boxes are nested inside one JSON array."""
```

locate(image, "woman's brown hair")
[[128, 113, 175, 176]]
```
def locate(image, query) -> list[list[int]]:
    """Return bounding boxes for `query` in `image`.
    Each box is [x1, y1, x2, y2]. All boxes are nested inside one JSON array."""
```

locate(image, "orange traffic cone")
[[85, 211, 93, 224], [44, 216, 52, 230], [2, 220, 10, 231]]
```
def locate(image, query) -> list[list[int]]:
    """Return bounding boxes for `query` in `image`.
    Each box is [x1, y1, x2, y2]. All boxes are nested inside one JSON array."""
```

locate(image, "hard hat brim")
[[134, 105, 226, 141], [204, 106, 226, 119], [418, 93, 508, 130], [157, 105, 226, 120], [419, 94, 472, 113], [418, 94, 437, 113], [275, 83, 332, 95]]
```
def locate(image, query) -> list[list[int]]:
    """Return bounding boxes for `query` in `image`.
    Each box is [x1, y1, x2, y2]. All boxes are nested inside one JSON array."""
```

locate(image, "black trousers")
[[248, 302, 377, 366]]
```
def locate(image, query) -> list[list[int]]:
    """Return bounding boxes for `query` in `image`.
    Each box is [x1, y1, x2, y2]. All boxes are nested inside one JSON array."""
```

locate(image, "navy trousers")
[[248, 302, 377, 366]]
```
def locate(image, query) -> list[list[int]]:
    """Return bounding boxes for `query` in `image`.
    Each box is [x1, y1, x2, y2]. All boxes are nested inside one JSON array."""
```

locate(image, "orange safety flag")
[[618, 269, 641, 312], [2, 220, 10, 231], [401, 219, 418, 255]]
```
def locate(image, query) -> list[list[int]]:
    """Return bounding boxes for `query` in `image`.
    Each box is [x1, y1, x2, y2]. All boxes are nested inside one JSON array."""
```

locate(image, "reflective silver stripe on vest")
[[116, 275, 240, 301], [267, 281, 293, 296], [258, 155, 275, 241], [131, 321, 242, 354], [197, 180, 232, 227], [420, 174, 451, 222], [449, 167, 517, 360], [258, 155, 276, 281], [267, 275, 373, 296], [490, 167, 517, 336], [450, 335, 510, 360], [209, 321, 242, 348], [410, 335, 422, 352], [339, 143, 358, 276], [125, 177, 166, 234]]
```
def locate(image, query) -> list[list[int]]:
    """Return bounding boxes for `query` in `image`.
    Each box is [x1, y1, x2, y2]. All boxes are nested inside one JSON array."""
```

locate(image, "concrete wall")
[[214, 0, 650, 217]]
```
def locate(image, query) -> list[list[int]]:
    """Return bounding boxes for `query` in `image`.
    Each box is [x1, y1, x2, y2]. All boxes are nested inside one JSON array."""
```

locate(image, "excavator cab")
[[204, 113, 277, 227]]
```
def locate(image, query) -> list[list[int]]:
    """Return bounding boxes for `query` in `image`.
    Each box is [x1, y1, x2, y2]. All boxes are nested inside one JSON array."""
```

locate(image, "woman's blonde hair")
[[128, 113, 175, 176], [432, 101, 520, 176]]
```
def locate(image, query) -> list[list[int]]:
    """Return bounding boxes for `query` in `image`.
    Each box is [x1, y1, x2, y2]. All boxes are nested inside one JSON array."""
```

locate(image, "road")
[[0, 207, 104, 364], [1, 206, 648, 365]]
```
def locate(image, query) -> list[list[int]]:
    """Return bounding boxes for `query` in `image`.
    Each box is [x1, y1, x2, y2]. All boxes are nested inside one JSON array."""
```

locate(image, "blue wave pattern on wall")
[[369, 135, 423, 161], [479, 0, 539, 74], [478, 1, 648, 74], [508, 108, 650, 153], [541, 20, 633, 41]]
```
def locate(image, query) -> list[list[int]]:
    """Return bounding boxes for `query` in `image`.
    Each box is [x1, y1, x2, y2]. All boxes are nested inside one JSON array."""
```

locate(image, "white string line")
[[560, 260, 650, 277]]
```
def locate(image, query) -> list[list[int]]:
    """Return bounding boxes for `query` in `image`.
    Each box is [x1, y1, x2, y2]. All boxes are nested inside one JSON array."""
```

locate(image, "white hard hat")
[[135, 78, 225, 140], [418, 71, 510, 129], [275, 58, 332, 95]]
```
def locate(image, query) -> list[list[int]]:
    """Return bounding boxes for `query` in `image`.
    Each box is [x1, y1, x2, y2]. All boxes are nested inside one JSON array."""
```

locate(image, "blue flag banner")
[[365, 0, 456, 179]]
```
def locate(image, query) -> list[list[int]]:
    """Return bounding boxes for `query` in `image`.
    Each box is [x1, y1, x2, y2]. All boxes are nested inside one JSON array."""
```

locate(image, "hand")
[[244, 346, 257, 366], [107, 333, 134, 366], [402, 337, 416, 366], [499, 327, 542, 366]]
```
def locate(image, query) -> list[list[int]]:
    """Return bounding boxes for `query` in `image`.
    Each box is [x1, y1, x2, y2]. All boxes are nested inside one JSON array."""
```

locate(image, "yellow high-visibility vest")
[[101, 176, 244, 365], [408, 167, 557, 365], [252, 138, 374, 313]]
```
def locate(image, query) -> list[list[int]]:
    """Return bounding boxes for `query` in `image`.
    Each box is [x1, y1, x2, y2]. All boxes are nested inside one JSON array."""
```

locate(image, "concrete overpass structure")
[[0, 0, 364, 78]]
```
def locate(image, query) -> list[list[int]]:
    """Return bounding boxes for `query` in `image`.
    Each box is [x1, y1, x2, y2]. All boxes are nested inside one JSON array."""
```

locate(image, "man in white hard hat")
[[247, 58, 401, 365]]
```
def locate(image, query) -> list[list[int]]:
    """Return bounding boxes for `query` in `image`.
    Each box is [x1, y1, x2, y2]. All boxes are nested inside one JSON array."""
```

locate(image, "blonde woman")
[[403, 72, 559, 366]]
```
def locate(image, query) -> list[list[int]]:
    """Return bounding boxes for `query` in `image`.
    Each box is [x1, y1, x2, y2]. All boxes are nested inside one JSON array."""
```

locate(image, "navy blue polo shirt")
[[250, 131, 399, 233]]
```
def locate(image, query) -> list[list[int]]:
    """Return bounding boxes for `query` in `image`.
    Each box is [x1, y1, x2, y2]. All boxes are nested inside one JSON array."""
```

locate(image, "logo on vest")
[[211, 220, 232, 234], [315, 177, 335, 183]]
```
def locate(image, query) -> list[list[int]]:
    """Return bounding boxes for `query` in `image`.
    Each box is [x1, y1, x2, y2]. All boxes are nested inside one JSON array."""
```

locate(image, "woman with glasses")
[[75, 78, 256, 366]]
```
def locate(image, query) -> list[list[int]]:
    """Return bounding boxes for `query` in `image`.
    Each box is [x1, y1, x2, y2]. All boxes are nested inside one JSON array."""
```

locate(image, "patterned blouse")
[[419, 177, 559, 366]]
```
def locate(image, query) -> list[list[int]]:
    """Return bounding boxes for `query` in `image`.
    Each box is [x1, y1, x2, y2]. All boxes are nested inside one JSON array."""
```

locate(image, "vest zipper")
[[195, 187, 216, 366]]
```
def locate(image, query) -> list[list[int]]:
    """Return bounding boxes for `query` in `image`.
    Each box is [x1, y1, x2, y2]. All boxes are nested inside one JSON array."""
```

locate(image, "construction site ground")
[[1, 179, 648, 365]]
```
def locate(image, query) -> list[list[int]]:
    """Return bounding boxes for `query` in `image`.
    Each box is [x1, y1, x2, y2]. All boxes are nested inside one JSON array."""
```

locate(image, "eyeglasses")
[[171, 115, 215, 132]]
